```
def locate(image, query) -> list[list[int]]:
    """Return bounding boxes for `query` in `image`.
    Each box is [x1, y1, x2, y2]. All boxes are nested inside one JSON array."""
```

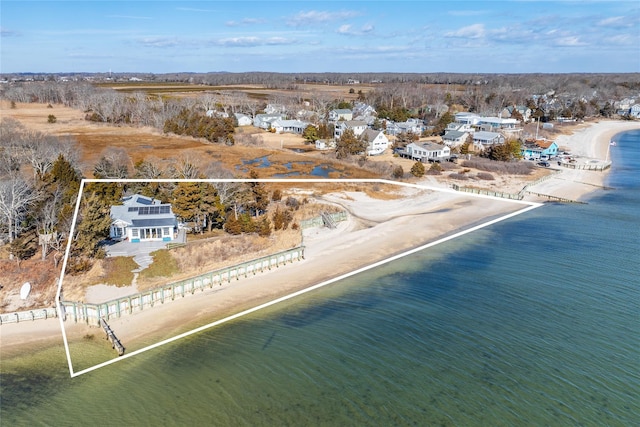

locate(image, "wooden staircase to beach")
[[100, 317, 125, 356]]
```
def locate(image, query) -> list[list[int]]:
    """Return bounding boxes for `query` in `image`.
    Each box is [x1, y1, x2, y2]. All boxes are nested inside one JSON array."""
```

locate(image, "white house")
[[405, 142, 451, 162], [253, 113, 285, 130], [234, 113, 252, 126], [329, 109, 353, 121], [315, 139, 336, 150], [353, 102, 376, 117], [264, 104, 286, 115], [454, 112, 481, 125], [442, 130, 469, 147], [110, 194, 177, 243], [477, 117, 520, 134], [361, 129, 390, 156], [206, 110, 229, 118], [270, 119, 309, 134], [473, 131, 505, 149], [629, 104, 640, 118], [334, 120, 368, 139]]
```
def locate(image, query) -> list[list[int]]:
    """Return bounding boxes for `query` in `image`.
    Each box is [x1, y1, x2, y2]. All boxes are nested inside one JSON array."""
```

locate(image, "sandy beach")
[[2, 119, 639, 360], [525, 120, 640, 201]]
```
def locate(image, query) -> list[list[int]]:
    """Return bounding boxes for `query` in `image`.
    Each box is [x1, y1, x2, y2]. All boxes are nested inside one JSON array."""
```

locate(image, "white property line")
[[57, 179, 542, 378]]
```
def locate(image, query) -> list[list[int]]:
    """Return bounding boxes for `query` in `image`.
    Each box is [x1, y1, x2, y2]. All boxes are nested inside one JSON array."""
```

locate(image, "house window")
[[163, 227, 170, 236], [131, 229, 139, 238]]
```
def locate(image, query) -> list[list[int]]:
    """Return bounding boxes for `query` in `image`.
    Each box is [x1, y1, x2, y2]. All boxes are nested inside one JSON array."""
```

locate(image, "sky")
[[1, 1, 639, 74]]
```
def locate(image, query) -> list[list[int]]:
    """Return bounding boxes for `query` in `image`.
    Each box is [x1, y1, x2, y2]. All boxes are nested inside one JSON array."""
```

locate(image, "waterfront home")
[[473, 131, 505, 149], [442, 130, 469, 147], [405, 142, 451, 162], [110, 194, 177, 243], [521, 139, 559, 159], [361, 129, 390, 156]]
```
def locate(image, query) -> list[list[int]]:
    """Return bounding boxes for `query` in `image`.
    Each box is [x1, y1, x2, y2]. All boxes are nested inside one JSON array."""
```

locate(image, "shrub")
[[410, 161, 425, 177], [272, 189, 282, 201], [449, 173, 469, 180], [47, 114, 57, 123], [476, 172, 495, 180], [392, 165, 404, 179]]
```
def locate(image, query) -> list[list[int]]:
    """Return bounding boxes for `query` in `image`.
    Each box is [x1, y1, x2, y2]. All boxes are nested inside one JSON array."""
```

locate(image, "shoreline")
[[524, 120, 640, 202], [2, 120, 639, 362]]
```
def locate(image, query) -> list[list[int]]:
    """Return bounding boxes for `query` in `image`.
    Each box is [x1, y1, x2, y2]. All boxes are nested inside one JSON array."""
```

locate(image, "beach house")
[[361, 129, 390, 156], [521, 139, 559, 159], [405, 142, 451, 162], [110, 194, 177, 243]]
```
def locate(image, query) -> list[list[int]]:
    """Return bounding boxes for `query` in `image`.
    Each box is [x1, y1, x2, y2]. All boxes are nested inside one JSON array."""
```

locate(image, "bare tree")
[[0, 177, 40, 257]]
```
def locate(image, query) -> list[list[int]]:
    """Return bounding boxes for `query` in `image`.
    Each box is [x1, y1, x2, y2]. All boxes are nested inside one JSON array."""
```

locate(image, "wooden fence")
[[451, 184, 524, 200], [0, 307, 58, 325], [560, 162, 611, 171], [59, 246, 305, 326]]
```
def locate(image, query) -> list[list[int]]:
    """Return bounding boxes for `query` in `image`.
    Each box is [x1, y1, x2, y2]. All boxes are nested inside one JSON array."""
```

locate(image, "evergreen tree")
[[335, 129, 367, 159]]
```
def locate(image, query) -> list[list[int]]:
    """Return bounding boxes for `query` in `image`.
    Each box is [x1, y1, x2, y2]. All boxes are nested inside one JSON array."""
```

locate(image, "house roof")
[[408, 142, 448, 152], [443, 130, 467, 140], [331, 109, 352, 114], [473, 131, 503, 140], [111, 194, 175, 227], [361, 129, 386, 143]]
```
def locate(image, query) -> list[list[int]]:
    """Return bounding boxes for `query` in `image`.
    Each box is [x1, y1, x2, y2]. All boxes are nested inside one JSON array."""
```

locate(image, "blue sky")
[[1, 1, 639, 73]]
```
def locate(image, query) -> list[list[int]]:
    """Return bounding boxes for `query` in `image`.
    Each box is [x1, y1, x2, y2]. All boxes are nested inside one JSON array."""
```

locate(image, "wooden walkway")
[[100, 317, 125, 356]]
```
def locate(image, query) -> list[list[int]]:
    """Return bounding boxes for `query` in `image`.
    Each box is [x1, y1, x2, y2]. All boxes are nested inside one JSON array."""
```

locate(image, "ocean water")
[[2, 130, 639, 426]]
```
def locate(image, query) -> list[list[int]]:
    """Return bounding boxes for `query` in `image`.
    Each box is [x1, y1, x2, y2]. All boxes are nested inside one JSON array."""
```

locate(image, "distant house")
[[253, 113, 285, 130], [501, 105, 532, 122], [442, 130, 469, 147], [454, 112, 481, 125], [353, 102, 376, 117], [473, 131, 505, 149], [234, 113, 253, 126], [629, 104, 640, 118], [110, 194, 177, 243], [329, 109, 353, 121], [270, 119, 309, 134], [361, 129, 390, 156], [521, 139, 559, 159], [405, 142, 451, 162], [385, 118, 423, 136], [315, 139, 335, 150], [477, 117, 520, 134], [264, 104, 286, 115], [334, 120, 368, 139], [206, 110, 229, 118]]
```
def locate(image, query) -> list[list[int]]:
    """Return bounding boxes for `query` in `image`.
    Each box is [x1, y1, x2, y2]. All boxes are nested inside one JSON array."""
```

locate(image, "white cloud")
[[226, 18, 266, 27], [138, 37, 180, 48], [603, 34, 636, 45], [595, 16, 638, 28], [336, 23, 375, 36], [214, 36, 296, 47], [553, 36, 587, 47], [444, 23, 485, 39], [287, 10, 360, 27]]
